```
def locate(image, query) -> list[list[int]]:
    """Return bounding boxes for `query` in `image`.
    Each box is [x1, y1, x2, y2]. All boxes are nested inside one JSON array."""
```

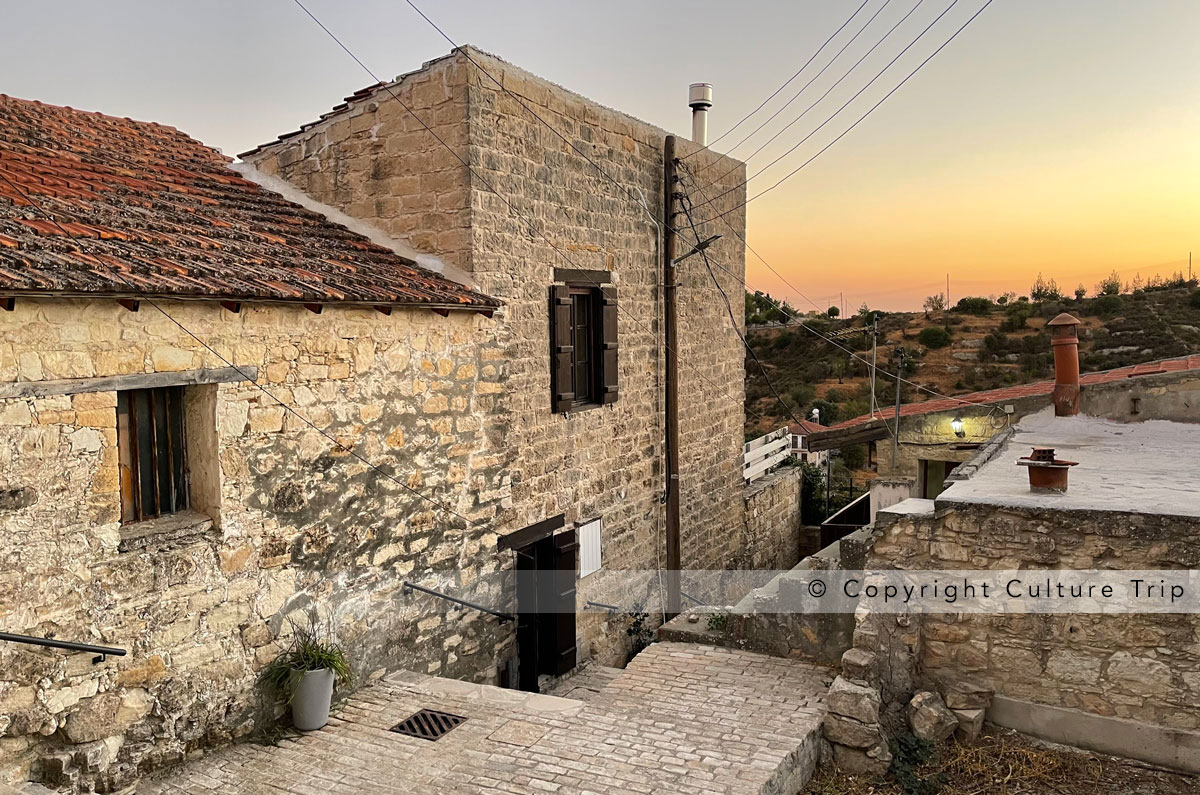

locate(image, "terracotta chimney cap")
[[1046, 313, 1081, 327]]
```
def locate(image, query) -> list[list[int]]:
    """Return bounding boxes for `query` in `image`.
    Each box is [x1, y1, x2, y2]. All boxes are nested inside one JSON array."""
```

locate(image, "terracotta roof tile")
[[826, 354, 1200, 432], [0, 95, 499, 311]]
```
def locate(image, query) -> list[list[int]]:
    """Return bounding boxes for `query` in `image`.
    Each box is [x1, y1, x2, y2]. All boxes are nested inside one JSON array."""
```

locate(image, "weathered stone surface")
[[822, 714, 883, 749], [942, 679, 994, 710], [909, 690, 958, 742], [840, 647, 876, 683], [827, 676, 881, 724], [952, 707, 985, 742], [62, 695, 120, 744], [832, 738, 892, 777]]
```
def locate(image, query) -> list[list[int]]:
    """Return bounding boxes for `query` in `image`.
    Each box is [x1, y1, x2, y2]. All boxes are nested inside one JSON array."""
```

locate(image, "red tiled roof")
[[788, 420, 825, 435], [0, 95, 499, 311], [825, 354, 1200, 432]]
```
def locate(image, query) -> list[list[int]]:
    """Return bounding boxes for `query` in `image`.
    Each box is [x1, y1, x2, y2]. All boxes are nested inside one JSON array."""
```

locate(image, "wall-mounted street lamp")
[[950, 414, 965, 438]]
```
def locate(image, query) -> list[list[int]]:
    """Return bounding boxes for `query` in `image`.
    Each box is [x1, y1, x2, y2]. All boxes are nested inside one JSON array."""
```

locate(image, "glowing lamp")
[[950, 415, 965, 438]]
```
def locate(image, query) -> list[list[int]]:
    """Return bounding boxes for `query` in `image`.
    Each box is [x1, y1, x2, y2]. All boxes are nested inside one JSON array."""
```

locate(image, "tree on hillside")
[[1096, 271, 1121, 296], [922, 293, 946, 313], [1074, 283, 1087, 300], [1030, 273, 1063, 302], [827, 306, 840, 318]]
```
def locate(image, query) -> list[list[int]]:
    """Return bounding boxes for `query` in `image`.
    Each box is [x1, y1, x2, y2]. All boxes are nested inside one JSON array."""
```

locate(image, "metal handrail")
[[0, 631, 126, 663], [680, 591, 709, 607], [402, 581, 514, 623]]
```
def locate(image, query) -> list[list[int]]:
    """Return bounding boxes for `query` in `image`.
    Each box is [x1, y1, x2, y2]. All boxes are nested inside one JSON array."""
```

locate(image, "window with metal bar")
[[116, 386, 188, 524]]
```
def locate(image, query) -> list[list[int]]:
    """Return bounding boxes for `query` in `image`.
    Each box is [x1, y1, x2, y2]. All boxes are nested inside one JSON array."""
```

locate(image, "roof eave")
[[0, 289, 500, 315]]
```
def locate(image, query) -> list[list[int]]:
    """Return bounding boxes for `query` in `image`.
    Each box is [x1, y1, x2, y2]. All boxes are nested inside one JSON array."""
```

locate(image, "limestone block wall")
[[245, 47, 754, 663], [870, 504, 1200, 731], [0, 299, 510, 788]]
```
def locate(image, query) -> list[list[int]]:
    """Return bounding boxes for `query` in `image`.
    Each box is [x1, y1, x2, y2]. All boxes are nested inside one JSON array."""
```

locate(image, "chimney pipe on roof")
[[689, 83, 713, 146], [1047, 313, 1081, 416]]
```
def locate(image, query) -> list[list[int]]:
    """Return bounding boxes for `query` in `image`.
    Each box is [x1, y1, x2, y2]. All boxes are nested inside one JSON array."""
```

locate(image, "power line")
[[676, 186, 807, 430], [679, 0, 873, 159], [702, 0, 901, 167], [675, 159, 1000, 413], [691, 0, 968, 212], [696, 0, 996, 223], [693, 0, 928, 192], [291, 0, 770, 427]]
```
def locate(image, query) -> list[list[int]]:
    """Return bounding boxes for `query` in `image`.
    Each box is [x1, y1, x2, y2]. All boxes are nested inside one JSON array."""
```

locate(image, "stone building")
[[0, 93, 507, 787], [0, 48, 802, 790], [863, 402, 1200, 773], [240, 47, 769, 663]]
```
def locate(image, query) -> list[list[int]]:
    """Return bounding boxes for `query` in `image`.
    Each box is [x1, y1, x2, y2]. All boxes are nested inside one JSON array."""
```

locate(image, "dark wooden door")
[[514, 529, 578, 692]]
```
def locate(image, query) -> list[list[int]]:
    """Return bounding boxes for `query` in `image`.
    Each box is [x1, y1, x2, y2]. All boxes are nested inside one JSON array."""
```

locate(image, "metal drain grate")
[[389, 708, 467, 741]]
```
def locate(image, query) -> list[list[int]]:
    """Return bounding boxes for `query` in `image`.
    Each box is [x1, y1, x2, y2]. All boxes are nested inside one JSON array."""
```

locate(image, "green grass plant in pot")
[[258, 621, 352, 732]]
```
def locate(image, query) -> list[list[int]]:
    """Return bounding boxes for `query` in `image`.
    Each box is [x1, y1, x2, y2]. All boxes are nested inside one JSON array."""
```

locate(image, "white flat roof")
[[939, 407, 1200, 518]]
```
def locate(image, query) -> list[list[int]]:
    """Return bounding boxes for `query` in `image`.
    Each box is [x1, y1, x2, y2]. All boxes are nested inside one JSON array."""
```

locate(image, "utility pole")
[[869, 313, 879, 417], [946, 273, 950, 308], [892, 347, 904, 468], [662, 135, 681, 617]]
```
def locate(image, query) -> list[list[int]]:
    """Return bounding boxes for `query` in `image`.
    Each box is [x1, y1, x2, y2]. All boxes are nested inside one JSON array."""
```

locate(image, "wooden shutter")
[[598, 286, 619, 404], [546, 529, 578, 676], [549, 285, 574, 412]]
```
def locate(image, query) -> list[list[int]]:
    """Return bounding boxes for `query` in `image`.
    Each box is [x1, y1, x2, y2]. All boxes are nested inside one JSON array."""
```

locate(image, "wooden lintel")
[[220, 301, 242, 313], [303, 303, 323, 314], [117, 299, 140, 312], [432, 308, 450, 317], [1, 297, 13, 312], [806, 423, 890, 453], [0, 365, 258, 400], [374, 305, 392, 316]]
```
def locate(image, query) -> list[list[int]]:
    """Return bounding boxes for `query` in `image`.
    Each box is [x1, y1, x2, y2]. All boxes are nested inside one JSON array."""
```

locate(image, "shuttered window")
[[116, 386, 188, 524], [549, 282, 618, 412]]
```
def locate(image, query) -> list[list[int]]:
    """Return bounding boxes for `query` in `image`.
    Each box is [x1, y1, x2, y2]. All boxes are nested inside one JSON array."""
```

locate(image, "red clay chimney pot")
[[1048, 313, 1081, 416]]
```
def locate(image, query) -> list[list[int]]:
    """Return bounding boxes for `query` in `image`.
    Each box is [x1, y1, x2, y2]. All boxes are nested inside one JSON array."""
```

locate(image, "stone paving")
[[135, 643, 832, 795]]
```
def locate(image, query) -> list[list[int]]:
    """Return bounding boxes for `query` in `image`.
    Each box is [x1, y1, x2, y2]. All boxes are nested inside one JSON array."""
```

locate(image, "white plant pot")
[[291, 668, 335, 732]]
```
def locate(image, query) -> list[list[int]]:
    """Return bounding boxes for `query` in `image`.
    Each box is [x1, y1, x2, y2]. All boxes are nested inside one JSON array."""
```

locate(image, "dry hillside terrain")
[[745, 284, 1200, 437]]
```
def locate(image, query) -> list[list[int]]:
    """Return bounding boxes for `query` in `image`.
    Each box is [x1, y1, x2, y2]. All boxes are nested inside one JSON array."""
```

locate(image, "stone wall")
[[871, 502, 1200, 732], [743, 468, 802, 570], [0, 298, 510, 788], [245, 46, 756, 664]]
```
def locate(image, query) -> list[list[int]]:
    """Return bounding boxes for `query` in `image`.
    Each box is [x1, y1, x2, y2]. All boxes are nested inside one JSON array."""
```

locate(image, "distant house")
[[788, 419, 829, 467]]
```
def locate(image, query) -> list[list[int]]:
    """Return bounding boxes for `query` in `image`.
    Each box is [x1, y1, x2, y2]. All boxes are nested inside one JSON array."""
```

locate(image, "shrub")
[[827, 306, 840, 318], [1095, 294, 1124, 318], [917, 326, 952, 349], [922, 293, 946, 312], [811, 399, 839, 424], [1190, 290, 1200, 309], [772, 332, 791, 350], [1000, 304, 1032, 331], [952, 296, 992, 315]]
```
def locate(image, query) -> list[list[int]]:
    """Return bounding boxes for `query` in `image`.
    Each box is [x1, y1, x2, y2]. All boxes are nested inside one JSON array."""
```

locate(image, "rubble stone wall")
[[870, 503, 1200, 731], [741, 467, 802, 570], [0, 298, 510, 787]]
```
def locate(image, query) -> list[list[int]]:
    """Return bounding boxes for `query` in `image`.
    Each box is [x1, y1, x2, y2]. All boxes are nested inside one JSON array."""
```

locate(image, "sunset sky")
[[2, 0, 1196, 311]]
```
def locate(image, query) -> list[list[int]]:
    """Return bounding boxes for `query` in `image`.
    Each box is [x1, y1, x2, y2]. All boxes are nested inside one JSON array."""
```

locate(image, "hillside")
[[745, 282, 1200, 436]]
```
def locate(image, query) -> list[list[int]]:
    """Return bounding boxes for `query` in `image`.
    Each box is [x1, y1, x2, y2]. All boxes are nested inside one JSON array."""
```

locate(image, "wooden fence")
[[743, 427, 791, 484]]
